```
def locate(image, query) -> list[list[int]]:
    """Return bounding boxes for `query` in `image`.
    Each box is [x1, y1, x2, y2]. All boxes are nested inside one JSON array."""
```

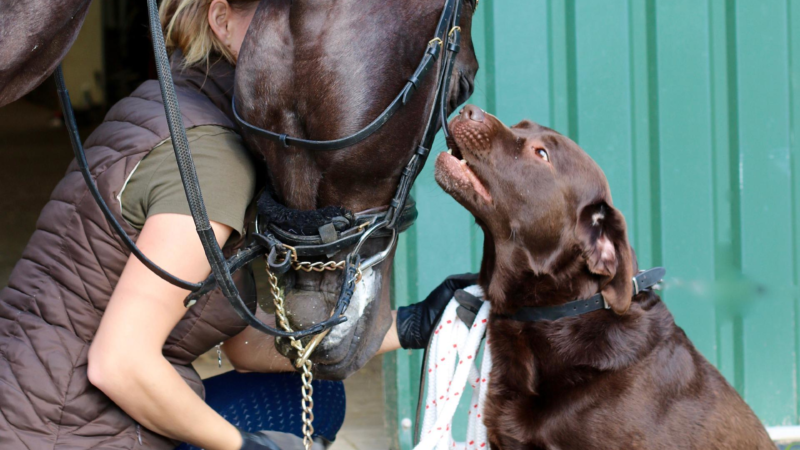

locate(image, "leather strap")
[[55, 67, 202, 292], [503, 267, 666, 323], [438, 0, 463, 140], [384, 1, 461, 229], [231, 43, 438, 152], [633, 266, 666, 295], [505, 293, 608, 322], [261, 197, 418, 252]]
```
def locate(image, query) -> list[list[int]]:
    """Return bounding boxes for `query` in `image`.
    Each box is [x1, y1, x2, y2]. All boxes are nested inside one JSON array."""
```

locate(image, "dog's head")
[[435, 106, 634, 314]]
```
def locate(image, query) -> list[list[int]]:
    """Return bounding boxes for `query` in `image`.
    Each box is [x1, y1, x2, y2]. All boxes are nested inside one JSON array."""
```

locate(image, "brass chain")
[[299, 362, 315, 449], [266, 247, 360, 450], [285, 245, 346, 274], [267, 268, 316, 450], [285, 245, 363, 282], [292, 260, 346, 273]]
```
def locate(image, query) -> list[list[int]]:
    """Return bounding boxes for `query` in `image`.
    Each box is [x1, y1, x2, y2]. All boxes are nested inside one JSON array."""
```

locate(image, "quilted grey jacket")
[[0, 55, 255, 449]]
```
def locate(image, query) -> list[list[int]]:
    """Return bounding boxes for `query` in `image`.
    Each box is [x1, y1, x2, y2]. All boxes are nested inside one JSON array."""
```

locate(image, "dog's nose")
[[462, 104, 485, 123]]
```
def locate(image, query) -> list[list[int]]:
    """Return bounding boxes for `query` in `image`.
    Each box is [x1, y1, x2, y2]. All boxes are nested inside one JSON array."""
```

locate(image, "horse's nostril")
[[464, 105, 485, 123]]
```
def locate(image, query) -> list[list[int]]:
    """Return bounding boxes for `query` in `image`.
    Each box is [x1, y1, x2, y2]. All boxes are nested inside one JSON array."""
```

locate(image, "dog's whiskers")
[[508, 227, 519, 243]]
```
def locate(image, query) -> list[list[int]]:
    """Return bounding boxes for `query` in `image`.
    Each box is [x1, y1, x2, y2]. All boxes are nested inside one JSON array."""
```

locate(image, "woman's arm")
[[88, 214, 243, 450], [222, 308, 294, 373], [224, 310, 401, 373]]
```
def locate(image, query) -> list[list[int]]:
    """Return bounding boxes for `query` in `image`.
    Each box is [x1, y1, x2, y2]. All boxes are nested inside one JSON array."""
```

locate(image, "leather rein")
[[53, 0, 466, 340]]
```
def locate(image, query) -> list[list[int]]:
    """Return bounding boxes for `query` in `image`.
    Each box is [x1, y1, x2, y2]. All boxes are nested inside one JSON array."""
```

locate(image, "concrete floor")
[[0, 100, 391, 450]]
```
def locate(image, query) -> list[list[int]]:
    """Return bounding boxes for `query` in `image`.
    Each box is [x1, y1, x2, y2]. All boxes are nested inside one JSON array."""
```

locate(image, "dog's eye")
[[536, 148, 550, 162]]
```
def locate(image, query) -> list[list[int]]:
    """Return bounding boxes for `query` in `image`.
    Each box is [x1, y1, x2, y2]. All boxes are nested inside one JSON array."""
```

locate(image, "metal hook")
[[361, 229, 398, 271], [267, 246, 294, 274]]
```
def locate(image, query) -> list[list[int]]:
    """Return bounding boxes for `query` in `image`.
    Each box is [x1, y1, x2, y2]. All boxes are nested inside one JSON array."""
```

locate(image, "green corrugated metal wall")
[[384, 0, 800, 447]]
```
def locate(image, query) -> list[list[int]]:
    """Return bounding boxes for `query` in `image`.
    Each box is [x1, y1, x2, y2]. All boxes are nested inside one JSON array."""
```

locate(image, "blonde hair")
[[160, 0, 259, 67]]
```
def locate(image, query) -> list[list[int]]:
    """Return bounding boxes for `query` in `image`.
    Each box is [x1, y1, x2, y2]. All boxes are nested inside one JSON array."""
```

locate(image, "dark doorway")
[[102, 0, 154, 106]]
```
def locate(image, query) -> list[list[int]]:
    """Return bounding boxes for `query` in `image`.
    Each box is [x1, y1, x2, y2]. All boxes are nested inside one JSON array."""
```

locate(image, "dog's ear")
[[576, 201, 634, 314]]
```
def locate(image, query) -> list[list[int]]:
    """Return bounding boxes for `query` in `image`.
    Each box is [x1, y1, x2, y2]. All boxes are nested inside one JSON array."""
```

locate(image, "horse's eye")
[[536, 148, 550, 162]]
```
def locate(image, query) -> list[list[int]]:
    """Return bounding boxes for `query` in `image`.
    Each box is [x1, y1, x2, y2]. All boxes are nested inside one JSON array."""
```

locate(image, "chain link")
[[284, 246, 363, 281], [284, 245, 346, 274], [293, 260, 346, 273], [299, 360, 315, 448]]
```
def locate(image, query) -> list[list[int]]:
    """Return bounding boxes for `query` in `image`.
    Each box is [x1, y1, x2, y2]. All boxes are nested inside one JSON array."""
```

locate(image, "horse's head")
[[235, 0, 478, 379]]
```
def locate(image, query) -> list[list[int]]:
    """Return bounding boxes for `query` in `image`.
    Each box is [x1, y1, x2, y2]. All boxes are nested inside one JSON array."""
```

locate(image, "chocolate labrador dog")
[[435, 105, 775, 449]]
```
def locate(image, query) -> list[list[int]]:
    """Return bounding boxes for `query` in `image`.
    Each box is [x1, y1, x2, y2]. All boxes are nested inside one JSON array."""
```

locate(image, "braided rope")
[[415, 287, 492, 450]]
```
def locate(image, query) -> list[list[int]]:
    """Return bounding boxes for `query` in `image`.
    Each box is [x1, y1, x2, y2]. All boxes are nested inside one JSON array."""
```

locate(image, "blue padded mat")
[[178, 371, 345, 449]]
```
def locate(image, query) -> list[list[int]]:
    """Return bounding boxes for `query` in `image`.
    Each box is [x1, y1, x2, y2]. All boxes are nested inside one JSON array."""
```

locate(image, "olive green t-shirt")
[[121, 126, 257, 239]]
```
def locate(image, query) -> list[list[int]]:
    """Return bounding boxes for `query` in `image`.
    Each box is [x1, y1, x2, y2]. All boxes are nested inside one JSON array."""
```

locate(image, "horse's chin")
[[310, 313, 389, 380], [276, 266, 393, 380]]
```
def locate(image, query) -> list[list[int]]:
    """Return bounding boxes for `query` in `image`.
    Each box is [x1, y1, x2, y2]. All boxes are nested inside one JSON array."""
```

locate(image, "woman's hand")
[[393, 273, 479, 350], [88, 214, 243, 450]]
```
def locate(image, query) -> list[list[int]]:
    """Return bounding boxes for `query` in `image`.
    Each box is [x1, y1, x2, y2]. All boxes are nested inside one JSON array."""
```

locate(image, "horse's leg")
[[0, 0, 92, 107]]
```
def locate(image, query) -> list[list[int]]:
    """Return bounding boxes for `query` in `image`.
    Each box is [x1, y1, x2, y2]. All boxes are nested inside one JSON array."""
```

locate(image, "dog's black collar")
[[502, 267, 666, 323]]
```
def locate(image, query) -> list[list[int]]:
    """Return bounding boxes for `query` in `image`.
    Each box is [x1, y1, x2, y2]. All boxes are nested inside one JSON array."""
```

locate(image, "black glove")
[[396, 273, 479, 349], [240, 429, 282, 450]]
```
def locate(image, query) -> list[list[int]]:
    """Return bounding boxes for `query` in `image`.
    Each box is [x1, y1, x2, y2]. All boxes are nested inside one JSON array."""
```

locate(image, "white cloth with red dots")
[[414, 285, 492, 450]]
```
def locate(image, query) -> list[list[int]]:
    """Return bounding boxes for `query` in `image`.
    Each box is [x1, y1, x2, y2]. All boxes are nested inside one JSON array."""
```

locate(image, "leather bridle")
[[53, 0, 468, 340]]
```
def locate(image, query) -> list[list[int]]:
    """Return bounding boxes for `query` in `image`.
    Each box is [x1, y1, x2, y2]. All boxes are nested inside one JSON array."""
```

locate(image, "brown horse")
[[0, 0, 91, 107], [235, 0, 479, 379]]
